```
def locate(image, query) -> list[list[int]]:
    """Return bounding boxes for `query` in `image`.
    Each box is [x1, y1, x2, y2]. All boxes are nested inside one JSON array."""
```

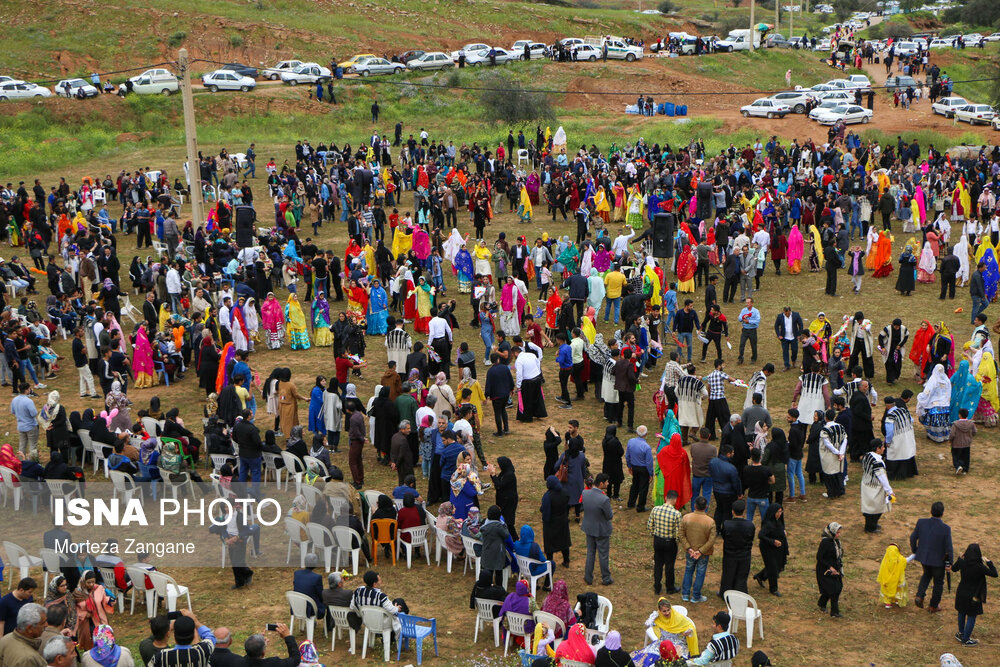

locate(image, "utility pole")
[[178, 48, 202, 227], [776, 0, 780, 32], [790, 3, 794, 38], [749, 0, 756, 51]]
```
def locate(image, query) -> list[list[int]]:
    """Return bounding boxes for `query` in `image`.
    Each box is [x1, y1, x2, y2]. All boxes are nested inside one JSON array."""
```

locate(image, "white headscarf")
[[953, 233, 970, 284], [918, 242, 936, 274], [916, 364, 951, 416]]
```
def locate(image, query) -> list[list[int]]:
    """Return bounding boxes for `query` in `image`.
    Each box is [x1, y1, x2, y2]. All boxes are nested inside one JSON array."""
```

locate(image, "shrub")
[[883, 22, 914, 38], [657, 0, 675, 13], [478, 71, 553, 124], [229, 34, 244, 48], [167, 31, 186, 48]]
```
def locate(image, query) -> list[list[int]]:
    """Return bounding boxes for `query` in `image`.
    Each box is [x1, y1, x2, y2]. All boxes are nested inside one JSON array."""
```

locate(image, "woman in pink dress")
[[132, 324, 156, 388], [261, 292, 285, 349], [787, 225, 805, 274]]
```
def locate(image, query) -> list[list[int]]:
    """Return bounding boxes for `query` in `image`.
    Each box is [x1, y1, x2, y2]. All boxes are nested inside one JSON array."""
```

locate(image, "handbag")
[[556, 462, 568, 483]]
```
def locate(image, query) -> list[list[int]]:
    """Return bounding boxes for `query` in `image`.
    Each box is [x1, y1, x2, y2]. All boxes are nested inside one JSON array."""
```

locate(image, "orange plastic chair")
[[370, 519, 398, 566]]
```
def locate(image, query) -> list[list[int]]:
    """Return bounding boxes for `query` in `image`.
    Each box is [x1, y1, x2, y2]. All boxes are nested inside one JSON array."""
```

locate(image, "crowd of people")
[[1, 116, 1000, 666]]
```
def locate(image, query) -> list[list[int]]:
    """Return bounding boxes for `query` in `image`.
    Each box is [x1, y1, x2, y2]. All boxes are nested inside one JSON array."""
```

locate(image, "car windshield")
[[66, 79, 86, 87]]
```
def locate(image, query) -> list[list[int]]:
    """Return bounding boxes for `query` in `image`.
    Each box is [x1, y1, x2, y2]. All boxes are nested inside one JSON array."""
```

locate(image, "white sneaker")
[[822, 492, 829, 498], [956, 466, 963, 475]]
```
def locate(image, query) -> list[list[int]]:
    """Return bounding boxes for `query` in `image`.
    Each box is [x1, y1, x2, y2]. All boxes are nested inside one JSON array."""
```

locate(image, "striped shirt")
[[149, 628, 215, 667], [385, 327, 412, 370], [690, 632, 740, 664]]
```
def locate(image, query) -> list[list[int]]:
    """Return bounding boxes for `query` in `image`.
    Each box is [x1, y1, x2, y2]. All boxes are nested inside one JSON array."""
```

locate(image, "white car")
[[812, 104, 873, 125], [0, 76, 22, 85], [807, 83, 836, 93], [406, 52, 454, 71], [965, 33, 983, 43], [984, 32, 1000, 42], [825, 79, 855, 90], [993, 116, 1000, 130], [56, 78, 99, 98], [202, 70, 256, 92], [929, 38, 953, 48], [130, 71, 179, 95], [893, 41, 919, 56], [931, 96, 969, 118], [465, 48, 516, 66], [740, 98, 791, 118], [770, 90, 816, 113], [559, 38, 585, 49], [280, 63, 331, 85], [262, 60, 303, 80], [846, 75, 872, 90], [572, 44, 602, 61], [953, 104, 996, 125], [815, 90, 853, 103], [808, 100, 848, 119], [815, 38, 832, 50], [450, 43, 490, 60], [0, 82, 51, 100], [511, 41, 547, 59], [601, 38, 643, 61]]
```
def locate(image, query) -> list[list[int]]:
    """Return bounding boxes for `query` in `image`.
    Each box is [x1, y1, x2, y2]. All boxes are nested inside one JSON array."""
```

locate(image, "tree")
[[731, 0, 743, 8], [657, 0, 675, 13], [833, 0, 859, 23], [899, 0, 921, 12], [478, 71, 554, 124]]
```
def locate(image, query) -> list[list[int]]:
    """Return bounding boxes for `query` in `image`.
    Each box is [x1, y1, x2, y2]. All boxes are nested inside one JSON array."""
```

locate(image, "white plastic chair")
[[514, 553, 553, 597], [473, 597, 502, 647], [2, 541, 42, 589], [502, 611, 533, 657], [0, 466, 32, 512], [284, 516, 312, 567], [327, 606, 357, 654], [532, 610, 566, 649], [646, 605, 689, 644], [307, 522, 337, 573], [328, 495, 349, 519], [147, 571, 191, 613], [262, 452, 283, 487], [434, 527, 455, 573], [281, 452, 306, 495], [461, 535, 482, 577], [38, 548, 63, 593], [360, 605, 395, 662], [517, 149, 529, 167], [127, 565, 156, 617], [161, 471, 194, 500], [285, 591, 317, 641], [396, 525, 430, 569], [97, 566, 127, 613], [331, 525, 368, 575], [77, 429, 95, 467], [110, 470, 143, 503], [45, 479, 82, 513], [362, 489, 382, 531], [586, 594, 614, 644], [561, 660, 593, 667], [141, 417, 164, 437], [209, 454, 236, 474], [90, 443, 111, 477], [119, 295, 142, 324], [303, 455, 329, 477], [300, 484, 323, 510], [724, 590, 764, 648]]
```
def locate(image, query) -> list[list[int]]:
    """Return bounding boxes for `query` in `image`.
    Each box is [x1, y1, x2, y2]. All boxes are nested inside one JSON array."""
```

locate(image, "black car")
[[400, 50, 425, 63], [219, 63, 259, 79]]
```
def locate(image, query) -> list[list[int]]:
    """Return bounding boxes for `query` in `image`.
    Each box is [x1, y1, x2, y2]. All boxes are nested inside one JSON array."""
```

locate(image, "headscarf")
[[604, 630, 622, 651], [286, 294, 307, 330], [450, 457, 473, 495], [950, 359, 982, 422], [435, 372, 448, 387], [139, 437, 158, 465], [822, 522, 843, 560], [650, 598, 698, 655], [345, 383, 358, 399], [291, 494, 308, 514], [659, 640, 681, 661], [877, 543, 907, 602], [541, 579, 575, 628], [0, 443, 22, 474], [916, 364, 951, 415], [160, 439, 181, 473], [658, 433, 692, 510], [464, 507, 482, 538], [554, 623, 595, 663], [89, 624, 121, 667], [297, 640, 321, 667]]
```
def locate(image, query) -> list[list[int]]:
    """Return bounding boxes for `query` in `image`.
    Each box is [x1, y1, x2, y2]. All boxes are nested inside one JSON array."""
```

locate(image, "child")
[[948, 408, 976, 474], [827, 345, 845, 391], [664, 282, 677, 331], [389, 208, 399, 230], [539, 260, 552, 299]]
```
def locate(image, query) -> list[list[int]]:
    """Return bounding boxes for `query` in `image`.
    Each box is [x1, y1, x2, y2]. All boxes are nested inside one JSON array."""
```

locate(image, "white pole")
[[178, 48, 202, 228]]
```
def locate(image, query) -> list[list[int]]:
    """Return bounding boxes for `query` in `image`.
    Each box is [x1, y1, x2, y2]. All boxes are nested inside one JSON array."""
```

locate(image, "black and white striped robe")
[[676, 374, 708, 428]]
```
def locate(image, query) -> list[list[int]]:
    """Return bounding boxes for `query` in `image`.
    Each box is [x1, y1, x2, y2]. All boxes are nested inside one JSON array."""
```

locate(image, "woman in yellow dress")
[[974, 348, 998, 426], [391, 222, 413, 259], [457, 367, 486, 425], [473, 240, 493, 280], [285, 294, 311, 350], [593, 185, 611, 224], [877, 543, 908, 609]]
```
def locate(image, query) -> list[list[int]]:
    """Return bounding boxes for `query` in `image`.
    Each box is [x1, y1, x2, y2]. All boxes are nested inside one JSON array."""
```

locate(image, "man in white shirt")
[[427, 306, 453, 379], [165, 262, 183, 313], [218, 285, 234, 308], [611, 227, 635, 259], [513, 345, 546, 422], [219, 297, 233, 342]]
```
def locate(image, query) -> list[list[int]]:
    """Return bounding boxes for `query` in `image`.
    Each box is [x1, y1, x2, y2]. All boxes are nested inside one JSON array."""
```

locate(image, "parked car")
[[931, 96, 969, 118], [814, 90, 853, 103], [953, 104, 996, 125], [893, 41, 919, 56], [768, 33, 792, 48], [770, 90, 816, 114], [815, 38, 832, 50], [280, 63, 332, 85], [351, 57, 404, 76], [449, 43, 491, 60], [929, 38, 953, 48], [261, 60, 303, 80], [984, 32, 1000, 43], [809, 99, 851, 119], [338, 53, 377, 69], [465, 48, 516, 66], [406, 52, 454, 71], [993, 116, 1000, 130], [846, 74, 872, 90], [741, 98, 791, 118], [572, 44, 602, 61], [202, 70, 256, 92], [399, 50, 425, 63], [511, 41, 547, 59], [884, 75, 919, 91], [812, 104, 872, 125], [559, 38, 585, 50], [218, 63, 258, 79], [56, 78, 99, 98], [0, 76, 22, 85], [130, 71, 179, 95], [0, 82, 51, 100]]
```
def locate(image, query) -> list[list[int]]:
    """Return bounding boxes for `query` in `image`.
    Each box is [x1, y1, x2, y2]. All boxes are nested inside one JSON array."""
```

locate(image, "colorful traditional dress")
[[312, 295, 334, 347], [261, 294, 285, 349], [916, 364, 951, 442], [974, 350, 998, 426], [132, 325, 156, 388], [367, 282, 389, 335], [415, 280, 434, 334], [787, 225, 804, 274], [285, 295, 311, 350], [454, 245, 474, 293]]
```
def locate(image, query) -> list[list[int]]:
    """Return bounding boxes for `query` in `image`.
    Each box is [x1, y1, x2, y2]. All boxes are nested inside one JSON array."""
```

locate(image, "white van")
[[717, 29, 765, 51], [130, 71, 179, 95]]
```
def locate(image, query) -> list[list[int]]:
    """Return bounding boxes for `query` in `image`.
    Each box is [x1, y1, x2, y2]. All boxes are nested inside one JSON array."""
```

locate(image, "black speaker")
[[652, 213, 675, 258], [234, 206, 256, 248]]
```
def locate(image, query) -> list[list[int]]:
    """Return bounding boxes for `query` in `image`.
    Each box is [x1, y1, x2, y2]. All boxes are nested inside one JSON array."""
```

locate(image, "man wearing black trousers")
[[824, 241, 842, 295], [719, 499, 755, 595], [648, 489, 682, 595], [483, 352, 513, 436], [625, 425, 653, 512], [909, 501, 953, 613]]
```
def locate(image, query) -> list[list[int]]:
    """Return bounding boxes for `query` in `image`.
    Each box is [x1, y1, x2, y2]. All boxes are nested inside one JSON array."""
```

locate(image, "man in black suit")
[[484, 352, 513, 436], [722, 251, 741, 303], [939, 250, 960, 300], [773, 306, 804, 371], [292, 553, 326, 620], [969, 261, 987, 324], [208, 628, 243, 667], [142, 291, 160, 334], [718, 499, 755, 595], [909, 501, 953, 612]]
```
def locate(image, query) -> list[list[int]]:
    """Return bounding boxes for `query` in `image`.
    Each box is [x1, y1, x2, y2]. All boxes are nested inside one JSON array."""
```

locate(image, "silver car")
[[406, 52, 454, 71], [352, 57, 405, 77], [202, 70, 256, 92]]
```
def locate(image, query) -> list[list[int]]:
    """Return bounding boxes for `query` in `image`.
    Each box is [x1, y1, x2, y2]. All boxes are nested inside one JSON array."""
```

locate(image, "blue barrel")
[[677, 104, 687, 116], [664, 102, 675, 116], [656, 103, 665, 114]]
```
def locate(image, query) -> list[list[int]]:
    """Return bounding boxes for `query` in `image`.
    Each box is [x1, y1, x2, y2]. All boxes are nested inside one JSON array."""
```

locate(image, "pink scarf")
[[132, 326, 154, 378]]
